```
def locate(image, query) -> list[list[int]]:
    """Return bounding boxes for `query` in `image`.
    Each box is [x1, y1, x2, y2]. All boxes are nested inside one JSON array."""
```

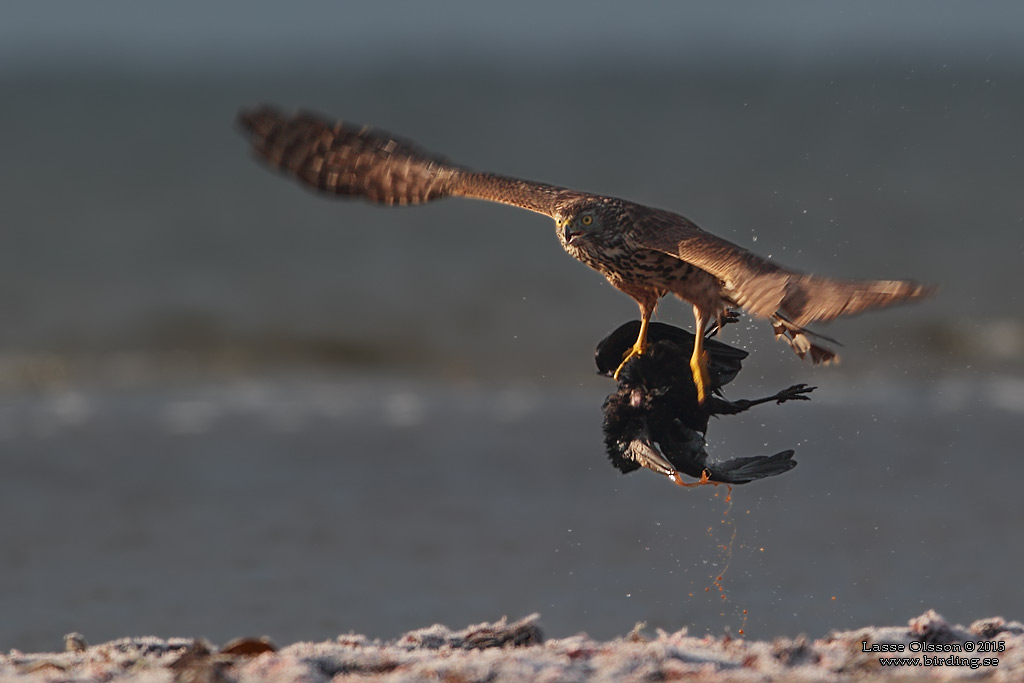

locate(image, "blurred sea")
[[1, 61, 1022, 651]]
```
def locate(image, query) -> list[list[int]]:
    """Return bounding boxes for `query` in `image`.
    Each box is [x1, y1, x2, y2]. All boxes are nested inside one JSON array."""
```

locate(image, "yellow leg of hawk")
[[690, 307, 711, 404], [612, 312, 651, 380]]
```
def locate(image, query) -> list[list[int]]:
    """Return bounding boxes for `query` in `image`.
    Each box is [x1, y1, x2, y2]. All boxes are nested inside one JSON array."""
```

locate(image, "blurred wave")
[[0, 313, 1021, 392]]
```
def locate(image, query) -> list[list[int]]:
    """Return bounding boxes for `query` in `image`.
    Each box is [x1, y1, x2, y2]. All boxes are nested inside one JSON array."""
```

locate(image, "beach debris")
[[63, 633, 87, 653], [400, 614, 543, 650], [4, 611, 1018, 681], [218, 637, 277, 656], [6, 614, 1015, 683]]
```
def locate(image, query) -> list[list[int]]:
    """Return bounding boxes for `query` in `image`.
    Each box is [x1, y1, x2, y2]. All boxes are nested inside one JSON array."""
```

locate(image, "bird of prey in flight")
[[238, 107, 934, 400]]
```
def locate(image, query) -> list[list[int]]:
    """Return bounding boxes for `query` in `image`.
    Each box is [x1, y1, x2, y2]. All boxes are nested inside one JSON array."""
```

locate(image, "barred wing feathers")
[[629, 207, 934, 327], [237, 107, 576, 217]]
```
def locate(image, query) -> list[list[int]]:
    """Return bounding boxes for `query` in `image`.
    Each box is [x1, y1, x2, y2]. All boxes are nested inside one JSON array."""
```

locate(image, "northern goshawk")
[[238, 107, 934, 400]]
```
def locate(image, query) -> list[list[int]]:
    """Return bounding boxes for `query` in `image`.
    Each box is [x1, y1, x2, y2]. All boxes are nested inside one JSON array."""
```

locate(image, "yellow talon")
[[612, 315, 651, 380], [612, 341, 645, 380]]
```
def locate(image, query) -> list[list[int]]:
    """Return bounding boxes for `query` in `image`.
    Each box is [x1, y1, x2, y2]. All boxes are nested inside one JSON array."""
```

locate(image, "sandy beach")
[[3, 611, 1020, 682]]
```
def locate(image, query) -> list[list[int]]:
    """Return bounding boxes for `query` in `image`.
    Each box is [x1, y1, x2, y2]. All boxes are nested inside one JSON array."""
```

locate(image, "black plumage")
[[597, 320, 814, 486]]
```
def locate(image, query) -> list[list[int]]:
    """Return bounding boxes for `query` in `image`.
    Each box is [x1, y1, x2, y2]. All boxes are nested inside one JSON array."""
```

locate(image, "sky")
[[4, 1, 1024, 71]]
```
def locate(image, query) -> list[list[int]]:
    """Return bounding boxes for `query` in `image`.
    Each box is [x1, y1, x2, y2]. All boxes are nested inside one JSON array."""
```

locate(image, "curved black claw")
[[707, 310, 741, 338], [773, 384, 816, 404]]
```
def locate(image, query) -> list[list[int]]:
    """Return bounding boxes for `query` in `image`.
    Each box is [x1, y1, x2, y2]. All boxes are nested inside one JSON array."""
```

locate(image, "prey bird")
[[237, 107, 934, 401], [598, 320, 812, 486]]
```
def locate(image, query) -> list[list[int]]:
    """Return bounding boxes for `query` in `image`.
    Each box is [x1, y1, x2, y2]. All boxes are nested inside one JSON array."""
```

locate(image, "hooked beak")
[[626, 438, 677, 478], [560, 221, 582, 245]]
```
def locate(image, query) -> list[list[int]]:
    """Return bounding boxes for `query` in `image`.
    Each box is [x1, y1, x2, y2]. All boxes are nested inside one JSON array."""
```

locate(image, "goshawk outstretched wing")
[[239, 106, 934, 334], [625, 208, 934, 327], [237, 107, 586, 217]]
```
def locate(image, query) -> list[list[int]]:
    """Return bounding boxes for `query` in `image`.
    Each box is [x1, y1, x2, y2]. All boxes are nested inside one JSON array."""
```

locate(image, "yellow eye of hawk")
[[581, 215, 593, 226]]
